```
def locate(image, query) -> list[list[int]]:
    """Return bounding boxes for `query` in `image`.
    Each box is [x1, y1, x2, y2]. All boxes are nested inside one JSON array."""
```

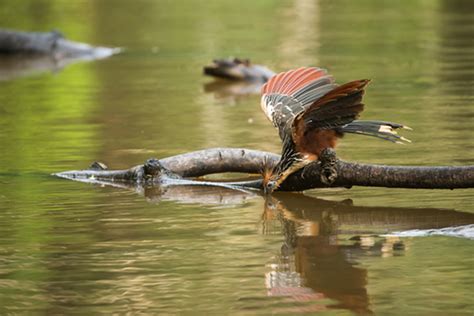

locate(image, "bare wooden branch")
[[160, 148, 277, 176], [279, 160, 474, 191], [54, 147, 474, 191]]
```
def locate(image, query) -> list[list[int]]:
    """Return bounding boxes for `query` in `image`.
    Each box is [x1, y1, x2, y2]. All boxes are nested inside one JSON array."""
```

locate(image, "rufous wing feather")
[[260, 67, 337, 137]]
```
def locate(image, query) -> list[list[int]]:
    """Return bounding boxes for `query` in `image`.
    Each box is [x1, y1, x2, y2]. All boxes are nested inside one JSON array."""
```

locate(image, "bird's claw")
[[142, 158, 161, 183], [321, 166, 337, 185], [319, 148, 338, 186]]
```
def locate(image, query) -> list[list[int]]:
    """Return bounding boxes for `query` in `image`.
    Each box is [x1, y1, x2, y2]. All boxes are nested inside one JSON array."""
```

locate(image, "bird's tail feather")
[[339, 120, 412, 144]]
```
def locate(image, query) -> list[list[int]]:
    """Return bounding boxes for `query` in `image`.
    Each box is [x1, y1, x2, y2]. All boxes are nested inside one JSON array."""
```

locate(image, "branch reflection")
[[203, 79, 264, 99], [141, 184, 258, 205], [0, 49, 118, 82], [97, 183, 474, 314]]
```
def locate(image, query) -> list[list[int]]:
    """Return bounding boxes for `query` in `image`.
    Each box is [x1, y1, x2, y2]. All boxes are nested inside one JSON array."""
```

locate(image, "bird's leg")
[[319, 148, 338, 185]]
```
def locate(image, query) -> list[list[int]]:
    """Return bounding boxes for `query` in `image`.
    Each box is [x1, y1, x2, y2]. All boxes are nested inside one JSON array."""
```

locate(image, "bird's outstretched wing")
[[293, 79, 369, 133], [292, 79, 369, 155], [260, 67, 337, 139]]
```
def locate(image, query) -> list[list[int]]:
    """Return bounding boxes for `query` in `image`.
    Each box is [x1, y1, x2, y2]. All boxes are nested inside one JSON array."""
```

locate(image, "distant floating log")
[[203, 58, 275, 82], [0, 28, 120, 59]]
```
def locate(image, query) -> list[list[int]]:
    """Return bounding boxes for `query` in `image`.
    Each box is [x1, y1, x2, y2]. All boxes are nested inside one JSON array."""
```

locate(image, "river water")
[[0, 0, 473, 314]]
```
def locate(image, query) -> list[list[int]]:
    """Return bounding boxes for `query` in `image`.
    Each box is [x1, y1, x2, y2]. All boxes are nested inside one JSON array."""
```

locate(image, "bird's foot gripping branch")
[[54, 147, 474, 191], [318, 148, 338, 186]]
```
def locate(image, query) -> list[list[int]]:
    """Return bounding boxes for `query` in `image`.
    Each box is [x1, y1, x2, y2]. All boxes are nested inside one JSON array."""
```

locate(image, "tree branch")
[[54, 147, 474, 191], [160, 148, 277, 176]]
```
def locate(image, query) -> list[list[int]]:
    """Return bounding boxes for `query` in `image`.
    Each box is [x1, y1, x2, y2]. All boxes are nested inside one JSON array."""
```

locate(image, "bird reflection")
[[259, 193, 473, 314], [263, 195, 371, 314]]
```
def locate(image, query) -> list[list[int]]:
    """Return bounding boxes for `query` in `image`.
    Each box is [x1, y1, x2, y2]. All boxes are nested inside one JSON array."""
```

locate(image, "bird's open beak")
[[263, 186, 269, 195]]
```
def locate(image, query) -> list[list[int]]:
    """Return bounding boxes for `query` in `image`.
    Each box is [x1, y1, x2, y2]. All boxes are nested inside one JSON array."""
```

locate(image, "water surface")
[[0, 0, 473, 314]]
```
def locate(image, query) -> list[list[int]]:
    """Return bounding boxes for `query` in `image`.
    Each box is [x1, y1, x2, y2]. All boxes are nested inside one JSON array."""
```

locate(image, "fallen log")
[[54, 147, 474, 191], [0, 28, 120, 59]]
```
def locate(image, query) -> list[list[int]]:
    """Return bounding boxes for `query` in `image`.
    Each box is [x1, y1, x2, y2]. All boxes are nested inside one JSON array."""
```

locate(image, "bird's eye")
[[266, 182, 276, 191]]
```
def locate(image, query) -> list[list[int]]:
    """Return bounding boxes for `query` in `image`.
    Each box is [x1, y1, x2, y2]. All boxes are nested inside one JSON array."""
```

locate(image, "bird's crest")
[[260, 155, 275, 184]]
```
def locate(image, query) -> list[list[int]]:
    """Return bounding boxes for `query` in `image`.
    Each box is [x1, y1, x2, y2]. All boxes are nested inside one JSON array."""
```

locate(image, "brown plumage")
[[260, 67, 410, 193], [293, 79, 368, 157]]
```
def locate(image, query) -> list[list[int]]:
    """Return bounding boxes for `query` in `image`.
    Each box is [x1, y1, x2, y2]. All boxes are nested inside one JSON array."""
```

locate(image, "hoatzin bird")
[[261, 67, 411, 194]]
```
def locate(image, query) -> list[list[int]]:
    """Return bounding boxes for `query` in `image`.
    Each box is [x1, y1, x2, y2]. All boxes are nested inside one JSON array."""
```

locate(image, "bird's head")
[[262, 163, 282, 195], [262, 155, 311, 194], [263, 179, 278, 195], [261, 158, 280, 195]]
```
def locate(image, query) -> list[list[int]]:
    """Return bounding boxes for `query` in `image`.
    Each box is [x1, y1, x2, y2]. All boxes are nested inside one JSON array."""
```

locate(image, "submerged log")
[[54, 147, 474, 191]]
